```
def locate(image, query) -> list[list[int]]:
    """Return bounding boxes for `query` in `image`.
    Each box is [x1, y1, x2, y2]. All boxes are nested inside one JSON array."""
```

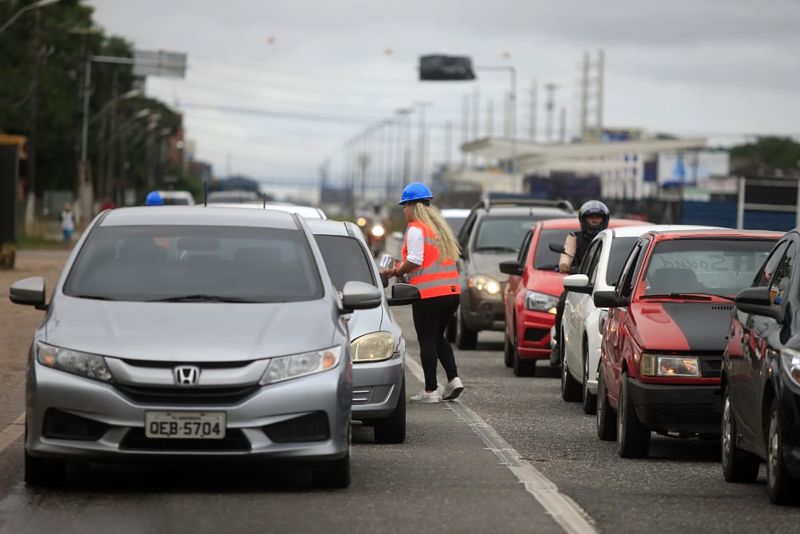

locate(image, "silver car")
[[10, 207, 384, 488], [308, 220, 419, 444]]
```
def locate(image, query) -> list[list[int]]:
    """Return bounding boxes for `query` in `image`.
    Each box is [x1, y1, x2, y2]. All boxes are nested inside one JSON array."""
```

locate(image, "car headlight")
[[780, 348, 800, 387], [370, 225, 385, 238], [352, 331, 395, 363], [260, 346, 342, 385], [640, 354, 700, 377], [469, 275, 501, 295], [36, 342, 113, 383], [525, 290, 558, 313]]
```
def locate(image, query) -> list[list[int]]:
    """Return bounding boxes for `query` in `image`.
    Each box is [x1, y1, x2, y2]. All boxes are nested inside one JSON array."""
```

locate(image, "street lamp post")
[[0, 0, 58, 36], [475, 66, 517, 175]]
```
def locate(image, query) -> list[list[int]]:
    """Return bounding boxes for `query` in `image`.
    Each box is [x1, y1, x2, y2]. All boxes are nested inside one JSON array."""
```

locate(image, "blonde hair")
[[412, 202, 461, 261]]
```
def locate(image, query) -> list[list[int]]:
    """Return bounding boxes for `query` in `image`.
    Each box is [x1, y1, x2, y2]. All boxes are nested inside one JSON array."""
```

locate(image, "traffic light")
[[419, 55, 475, 81]]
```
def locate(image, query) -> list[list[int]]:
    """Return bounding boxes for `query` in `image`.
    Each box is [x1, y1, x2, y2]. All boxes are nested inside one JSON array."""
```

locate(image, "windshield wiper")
[[641, 292, 734, 301], [147, 294, 258, 303], [72, 294, 118, 301], [475, 246, 518, 253]]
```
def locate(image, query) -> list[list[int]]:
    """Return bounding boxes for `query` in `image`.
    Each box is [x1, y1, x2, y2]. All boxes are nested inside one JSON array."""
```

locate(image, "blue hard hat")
[[399, 182, 433, 205], [145, 191, 163, 206]]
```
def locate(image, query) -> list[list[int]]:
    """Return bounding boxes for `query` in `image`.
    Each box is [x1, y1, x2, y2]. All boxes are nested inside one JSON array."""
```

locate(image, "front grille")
[[263, 412, 329, 443], [121, 359, 252, 369], [710, 305, 734, 311], [116, 384, 259, 405], [120, 428, 250, 452], [42, 409, 110, 441], [524, 328, 549, 342]]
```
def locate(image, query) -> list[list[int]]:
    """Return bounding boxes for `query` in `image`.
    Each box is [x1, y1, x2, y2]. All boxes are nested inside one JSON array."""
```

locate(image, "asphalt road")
[[1, 250, 800, 533]]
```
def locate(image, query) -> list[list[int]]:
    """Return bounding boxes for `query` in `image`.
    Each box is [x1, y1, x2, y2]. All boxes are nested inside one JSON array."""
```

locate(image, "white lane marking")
[[0, 413, 25, 454], [406, 359, 596, 534]]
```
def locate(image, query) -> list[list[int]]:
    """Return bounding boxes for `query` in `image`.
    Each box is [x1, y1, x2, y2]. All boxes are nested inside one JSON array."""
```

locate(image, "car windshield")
[[474, 216, 539, 253], [314, 235, 376, 291], [533, 229, 574, 269], [63, 225, 323, 303], [606, 237, 639, 285], [444, 216, 467, 235], [642, 238, 774, 297]]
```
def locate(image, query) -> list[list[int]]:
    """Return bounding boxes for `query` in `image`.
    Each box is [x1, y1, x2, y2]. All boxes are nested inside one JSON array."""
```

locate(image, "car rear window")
[[314, 235, 376, 291], [474, 216, 541, 253], [606, 237, 639, 285], [643, 238, 775, 297], [64, 225, 323, 303], [533, 229, 573, 269]]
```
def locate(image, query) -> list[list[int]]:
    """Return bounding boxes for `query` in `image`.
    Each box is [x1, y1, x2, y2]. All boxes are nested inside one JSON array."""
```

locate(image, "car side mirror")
[[9, 277, 47, 310], [340, 281, 382, 313], [499, 260, 523, 276], [387, 283, 421, 307], [548, 243, 566, 254], [735, 286, 784, 322], [563, 274, 593, 295], [593, 290, 629, 308]]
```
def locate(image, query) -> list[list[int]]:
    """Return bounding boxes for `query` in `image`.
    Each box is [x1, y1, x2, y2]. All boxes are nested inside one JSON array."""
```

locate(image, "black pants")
[[411, 294, 460, 392], [554, 289, 568, 343]]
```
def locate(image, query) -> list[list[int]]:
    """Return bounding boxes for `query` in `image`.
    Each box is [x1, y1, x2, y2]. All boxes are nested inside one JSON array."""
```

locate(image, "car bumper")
[[461, 290, 505, 332], [351, 353, 404, 420], [516, 310, 556, 360], [627, 379, 722, 435], [27, 362, 351, 462]]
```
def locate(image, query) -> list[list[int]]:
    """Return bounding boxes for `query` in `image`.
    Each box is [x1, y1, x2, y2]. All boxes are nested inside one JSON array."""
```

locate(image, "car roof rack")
[[471, 197, 574, 213]]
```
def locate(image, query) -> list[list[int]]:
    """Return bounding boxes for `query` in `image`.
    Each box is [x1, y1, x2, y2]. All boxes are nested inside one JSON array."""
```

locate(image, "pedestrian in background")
[[383, 182, 463, 403], [60, 204, 74, 245]]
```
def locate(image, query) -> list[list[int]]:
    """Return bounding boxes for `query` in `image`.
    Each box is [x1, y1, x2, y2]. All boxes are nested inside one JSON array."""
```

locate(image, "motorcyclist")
[[550, 200, 610, 366]]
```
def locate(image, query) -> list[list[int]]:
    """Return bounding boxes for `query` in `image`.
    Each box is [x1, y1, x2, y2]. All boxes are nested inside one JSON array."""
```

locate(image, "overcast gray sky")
[[88, 0, 800, 184]]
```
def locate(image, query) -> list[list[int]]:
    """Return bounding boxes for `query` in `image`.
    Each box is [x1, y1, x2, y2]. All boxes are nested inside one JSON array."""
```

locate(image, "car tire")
[[616, 371, 650, 459], [24, 451, 66, 487], [560, 337, 581, 402], [721, 385, 759, 483], [503, 333, 514, 368], [374, 378, 406, 444], [456, 311, 478, 350], [313, 451, 351, 489], [581, 341, 597, 415], [596, 369, 616, 441], [512, 337, 536, 376], [767, 398, 798, 505]]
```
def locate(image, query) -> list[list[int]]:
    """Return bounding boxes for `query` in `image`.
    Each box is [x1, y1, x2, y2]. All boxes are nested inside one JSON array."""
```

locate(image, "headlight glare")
[[370, 225, 385, 238], [352, 332, 395, 363], [468, 275, 501, 295], [781, 349, 800, 387], [525, 290, 558, 312], [36, 342, 113, 382], [260, 346, 342, 385], [641, 354, 700, 377]]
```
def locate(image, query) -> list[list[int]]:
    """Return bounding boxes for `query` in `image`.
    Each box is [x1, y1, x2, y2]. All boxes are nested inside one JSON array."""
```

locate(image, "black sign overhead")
[[419, 55, 476, 81]]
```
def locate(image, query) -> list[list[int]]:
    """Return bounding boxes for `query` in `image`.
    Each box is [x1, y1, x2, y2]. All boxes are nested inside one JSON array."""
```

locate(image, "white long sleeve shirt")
[[405, 226, 424, 265]]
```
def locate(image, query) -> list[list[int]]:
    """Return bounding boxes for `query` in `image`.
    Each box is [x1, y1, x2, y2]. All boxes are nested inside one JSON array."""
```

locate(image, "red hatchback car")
[[594, 229, 780, 458], [500, 218, 643, 377]]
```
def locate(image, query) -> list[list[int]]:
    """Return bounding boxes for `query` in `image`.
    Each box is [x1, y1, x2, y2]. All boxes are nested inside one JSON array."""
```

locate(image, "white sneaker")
[[442, 377, 464, 400], [410, 389, 442, 403]]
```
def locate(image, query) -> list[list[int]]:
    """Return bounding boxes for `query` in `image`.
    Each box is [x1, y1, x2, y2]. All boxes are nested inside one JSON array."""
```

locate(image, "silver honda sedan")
[[308, 219, 419, 444], [10, 207, 383, 488]]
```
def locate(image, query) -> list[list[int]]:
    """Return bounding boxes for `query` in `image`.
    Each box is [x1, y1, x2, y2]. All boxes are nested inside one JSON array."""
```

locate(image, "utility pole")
[[414, 101, 431, 181], [579, 52, 590, 141], [471, 89, 480, 142], [486, 99, 494, 138], [25, 4, 42, 233], [544, 83, 558, 143], [529, 80, 537, 142], [461, 94, 470, 167], [559, 107, 567, 143], [596, 49, 605, 141], [445, 120, 452, 169]]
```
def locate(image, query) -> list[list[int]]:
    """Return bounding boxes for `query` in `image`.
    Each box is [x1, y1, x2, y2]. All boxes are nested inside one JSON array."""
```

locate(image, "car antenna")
[[263, 194, 266, 210], [203, 181, 208, 207]]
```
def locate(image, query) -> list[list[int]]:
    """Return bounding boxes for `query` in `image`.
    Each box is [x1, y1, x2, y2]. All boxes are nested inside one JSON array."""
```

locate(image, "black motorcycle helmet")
[[578, 200, 610, 238]]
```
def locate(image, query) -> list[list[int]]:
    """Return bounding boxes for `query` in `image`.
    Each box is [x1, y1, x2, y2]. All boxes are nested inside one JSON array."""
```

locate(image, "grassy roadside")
[[14, 235, 70, 250]]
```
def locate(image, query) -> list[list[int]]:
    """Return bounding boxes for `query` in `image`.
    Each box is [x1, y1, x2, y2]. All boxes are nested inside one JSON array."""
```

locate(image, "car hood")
[[471, 251, 515, 280], [526, 269, 566, 297], [345, 304, 387, 342], [45, 296, 339, 362], [630, 301, 735, 352]]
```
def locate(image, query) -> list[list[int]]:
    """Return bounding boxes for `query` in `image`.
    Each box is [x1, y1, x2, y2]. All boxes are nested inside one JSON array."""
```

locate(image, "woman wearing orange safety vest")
[[382, 182, 463, 403]]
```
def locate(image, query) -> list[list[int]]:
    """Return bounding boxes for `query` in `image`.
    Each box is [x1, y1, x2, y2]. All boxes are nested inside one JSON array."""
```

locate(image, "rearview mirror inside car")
[[593, 290, 629, 308], [548, 243, 566, 254], [341, 281, 382, 313], [563, 274, 593, 295], [499, 260, 523, 276], [9, 277, 47, 310], [735, 286, 784, 322], [387, 283, 421, 306]]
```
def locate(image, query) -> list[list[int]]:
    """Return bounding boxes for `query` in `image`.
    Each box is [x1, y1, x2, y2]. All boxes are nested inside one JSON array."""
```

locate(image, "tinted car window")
[[755, 240, 788, 287], [64, 225, 323, 303], [474, 216, 539, 253], [769, 243, 795, 306], [533, 229, 573, 269], [643, 238, 774, 297], [605, 237, 639, 286], [315, 235, 376, 291]]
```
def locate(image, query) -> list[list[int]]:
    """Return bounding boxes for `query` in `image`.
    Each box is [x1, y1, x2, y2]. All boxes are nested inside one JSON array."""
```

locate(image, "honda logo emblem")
[[174, 366, 200, 386]]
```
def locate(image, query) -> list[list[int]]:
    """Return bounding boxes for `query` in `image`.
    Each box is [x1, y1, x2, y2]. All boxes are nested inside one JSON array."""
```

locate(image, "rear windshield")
[[606, 237, 639, 285], [474, 216, 539, 253], [64, 225, 323, 303], [161, 197, 190, 206], [642, 238, 774, 297], [314, 235, 376, 291], [534, 229, 573, 269]]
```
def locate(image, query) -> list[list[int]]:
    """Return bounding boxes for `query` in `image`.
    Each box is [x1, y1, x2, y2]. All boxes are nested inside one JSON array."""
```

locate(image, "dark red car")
[[500, 218, 643, 377], [594, 228, 780, 458]]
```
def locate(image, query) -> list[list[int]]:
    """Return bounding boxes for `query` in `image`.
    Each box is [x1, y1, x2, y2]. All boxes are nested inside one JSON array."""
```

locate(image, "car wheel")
[[767, 398, 798, 504], [616, 371, 650, 458], [721, 385, 759, 483], [313, 451, 351, 489], [582, 341, 597, 415], [374, 378, 406, 444], [24, 451, 66, 487], [596, 369, 616, 441], [512, 340, 536, 376], [503, 333, 514, 368], [456, 310, 478, 350], [560, 336, 581, 402]]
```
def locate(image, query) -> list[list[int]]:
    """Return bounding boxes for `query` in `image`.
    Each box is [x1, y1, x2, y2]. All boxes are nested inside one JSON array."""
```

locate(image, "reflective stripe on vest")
[[402, 221, 460, 299]]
